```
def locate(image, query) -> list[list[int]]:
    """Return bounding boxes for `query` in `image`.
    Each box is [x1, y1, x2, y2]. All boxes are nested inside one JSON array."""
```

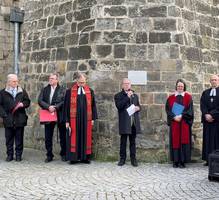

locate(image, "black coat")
[[114, 90, 141, 135], [38, 84, 66, 123], [0, 87, 30, 128]]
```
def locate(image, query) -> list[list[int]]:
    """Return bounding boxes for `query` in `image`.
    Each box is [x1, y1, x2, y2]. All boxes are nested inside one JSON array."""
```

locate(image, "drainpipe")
[[9, 7, 24, 75]]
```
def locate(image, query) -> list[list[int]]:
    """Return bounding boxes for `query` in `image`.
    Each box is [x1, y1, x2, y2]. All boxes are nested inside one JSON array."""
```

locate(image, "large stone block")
[[149, 32, 171, 43], [46, 37, 65, 48], [154, 93, 168, 104], [96, 18, 115, 30], [67, 61, 78, 71], [54, 15, 65, 26], [78, 19, 95, 31], [104, 31, 131, 43], [140, 93, 153, 104], [96, 45, 112, 57], [59, 1, 72, 15], [147, 105, 163, 120], [74, 8, 91, 21], [116, 18, 132, 31], [133, 18, 153, 32], [56, 48, 68, 60], [79, 33, 89, 45], [103, 0, 125, 5], [140, 6, 167, 17], [127, 45, 147, 59], [69, 46, 91, 60], [38, 18, 47, 29], [90, 31, 101, 43], [104, 6, 127, 16], [136, 32, 147, 43], [114, 44, 126, 59], [77, 0, 97, 8], [154, 19, 176, 31], [31, 50, 50, 63]]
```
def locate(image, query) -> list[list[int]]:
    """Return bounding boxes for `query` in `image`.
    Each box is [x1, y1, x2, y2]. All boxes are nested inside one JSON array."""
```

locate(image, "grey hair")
[[76, 72, 86, 80], [7, 74, 18, 83]]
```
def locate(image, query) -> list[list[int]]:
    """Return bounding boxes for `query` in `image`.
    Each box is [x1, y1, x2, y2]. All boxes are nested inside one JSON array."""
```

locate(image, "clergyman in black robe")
[[63, 73, 97, 164], [201, 75, 219, 166]]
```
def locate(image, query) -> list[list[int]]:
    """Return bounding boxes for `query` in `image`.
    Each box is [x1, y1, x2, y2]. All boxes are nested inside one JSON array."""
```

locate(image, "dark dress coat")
[[0, 87, 30, 128], [200, 87, 219, 161], [114, 89, 141, 135], [38, 84, 66, 123]]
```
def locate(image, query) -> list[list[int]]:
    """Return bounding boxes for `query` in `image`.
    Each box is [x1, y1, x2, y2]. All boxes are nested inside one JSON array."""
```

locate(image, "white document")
[[126, 104, 136, 116]]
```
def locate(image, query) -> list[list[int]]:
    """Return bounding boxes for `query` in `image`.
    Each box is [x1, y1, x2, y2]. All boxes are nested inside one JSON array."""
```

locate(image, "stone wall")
[[19, 0, 219, 162]]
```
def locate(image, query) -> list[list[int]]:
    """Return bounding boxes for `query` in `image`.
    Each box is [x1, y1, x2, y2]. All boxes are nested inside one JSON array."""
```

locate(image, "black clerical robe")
[[201, 87, 219, 161], [166, 92, 194, 163], [63, 85, 97, 162]]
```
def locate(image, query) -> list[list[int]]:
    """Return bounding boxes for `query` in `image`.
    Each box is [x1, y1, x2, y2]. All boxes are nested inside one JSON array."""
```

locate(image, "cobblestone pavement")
[[0, 129, 219, 200]]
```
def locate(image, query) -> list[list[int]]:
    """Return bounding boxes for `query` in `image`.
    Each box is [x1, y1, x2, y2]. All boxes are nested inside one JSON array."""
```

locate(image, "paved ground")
[[0, 129, 219, 200]]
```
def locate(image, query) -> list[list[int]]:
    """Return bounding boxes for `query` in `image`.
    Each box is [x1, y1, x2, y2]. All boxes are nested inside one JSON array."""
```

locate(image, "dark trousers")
[[5, 127, 24, 157], [44, 122, 66, 158], [119, 126, 137, 160]]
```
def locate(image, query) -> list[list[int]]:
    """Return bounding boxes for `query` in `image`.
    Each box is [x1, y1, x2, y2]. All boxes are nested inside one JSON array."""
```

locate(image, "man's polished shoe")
[[16, 156, 22, 162], [118, 159, 125, 166], [173, 162, 178, 168], [61, 156, 67, 162], [131, 158, 138, 167], [81, 160, 91, 164], [179, 162, 185, 168], [45, 157, 53, 163], [6, 156, 13, 162]]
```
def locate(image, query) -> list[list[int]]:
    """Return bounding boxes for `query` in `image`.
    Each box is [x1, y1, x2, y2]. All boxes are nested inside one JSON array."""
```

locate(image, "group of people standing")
[[0, 72, 218, 169], [166, 75, 219, 168]]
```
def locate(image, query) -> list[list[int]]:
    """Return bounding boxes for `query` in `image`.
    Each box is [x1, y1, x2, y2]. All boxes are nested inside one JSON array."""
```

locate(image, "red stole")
[[168, 93, 191, 149], [70, 84, 92, 154]]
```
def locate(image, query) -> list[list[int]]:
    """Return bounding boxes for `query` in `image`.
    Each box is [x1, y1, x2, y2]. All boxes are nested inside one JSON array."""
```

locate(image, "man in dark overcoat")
[[0, 74, 30, 162], [114, 78, 141, 167], [38, 73, 66, 163]]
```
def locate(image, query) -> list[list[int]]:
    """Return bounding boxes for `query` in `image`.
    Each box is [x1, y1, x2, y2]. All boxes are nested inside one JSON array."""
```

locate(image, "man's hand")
[[48, 106, 56, 113], [127, 90, 133, 98], [174, 115, 182, 122], [92, 120, 94, 126], [135, 106, 140, 112], [205, 114, 214, 122], [66, 122, 69, 128]]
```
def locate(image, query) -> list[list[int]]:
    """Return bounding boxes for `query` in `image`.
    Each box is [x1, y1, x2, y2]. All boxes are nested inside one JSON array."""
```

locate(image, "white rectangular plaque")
[[128, 71, 147, 85]]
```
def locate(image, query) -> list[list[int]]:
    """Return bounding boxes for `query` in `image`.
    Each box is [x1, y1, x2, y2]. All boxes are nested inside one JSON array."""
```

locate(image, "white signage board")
[[128, 71, 147, 85]]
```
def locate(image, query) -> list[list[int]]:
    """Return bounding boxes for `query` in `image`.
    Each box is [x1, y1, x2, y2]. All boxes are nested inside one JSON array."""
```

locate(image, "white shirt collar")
[[210, 88, 216, 96], [175, 91, 185, 97]]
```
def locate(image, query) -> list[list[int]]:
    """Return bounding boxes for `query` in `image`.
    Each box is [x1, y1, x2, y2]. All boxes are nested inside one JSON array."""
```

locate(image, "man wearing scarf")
[[63, 73, 97, 164], [166, 79, 194, 168], [201, 74, 219, 166], [0, 74, 30, 162]]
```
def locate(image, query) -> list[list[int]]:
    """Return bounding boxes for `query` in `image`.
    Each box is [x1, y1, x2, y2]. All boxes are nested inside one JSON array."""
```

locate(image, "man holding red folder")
[[38, 73, 66, 163], [0, 74, 30, 162]]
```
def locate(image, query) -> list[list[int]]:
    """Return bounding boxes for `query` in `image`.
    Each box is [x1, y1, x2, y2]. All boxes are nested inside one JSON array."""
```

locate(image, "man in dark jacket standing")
[[114, 78, 141, 167], [38, 73, 66, 163], [0, 74, 30, 162]]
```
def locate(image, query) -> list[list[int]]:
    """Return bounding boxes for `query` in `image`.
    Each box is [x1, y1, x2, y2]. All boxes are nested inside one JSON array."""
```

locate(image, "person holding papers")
[[0, 74, 30, 162], [165, 79, 194, 168], [63, 73, 97, 164], [38, 73, 66, 163], [201, 74, 219, 166], [114, 78, 141, 167]]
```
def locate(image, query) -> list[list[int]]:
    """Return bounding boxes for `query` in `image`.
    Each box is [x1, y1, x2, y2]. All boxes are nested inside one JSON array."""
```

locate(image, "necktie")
[[210, 88, 216, 96]]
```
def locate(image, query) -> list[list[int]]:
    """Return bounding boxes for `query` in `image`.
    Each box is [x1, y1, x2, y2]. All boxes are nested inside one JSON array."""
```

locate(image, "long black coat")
[[38, 84, 66, 123], [0, 87, 30, 128], [114, 90, 141, 135]]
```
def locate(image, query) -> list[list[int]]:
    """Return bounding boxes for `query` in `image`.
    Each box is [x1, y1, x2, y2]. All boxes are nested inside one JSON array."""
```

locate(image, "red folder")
[[39, 109, 57, 123]]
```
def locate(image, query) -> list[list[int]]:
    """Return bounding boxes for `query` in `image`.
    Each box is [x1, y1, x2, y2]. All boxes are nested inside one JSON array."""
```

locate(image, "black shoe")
[[173, 162, 178, 168], [118, 159, 125, 166], [6, 156, 13, 162], [179, 162, 185, 168], [45, 157, 53, 163], [203, 162, 208, 166], [81, 160, 91, 164], [69, 161, 77, 164], [16, 156, 22, 162], [61, 156, 67, 162], [131, 158, 138, 167]]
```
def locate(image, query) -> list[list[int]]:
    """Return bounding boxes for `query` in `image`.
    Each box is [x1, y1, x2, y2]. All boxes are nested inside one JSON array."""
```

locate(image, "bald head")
[[210, 74, 219, 88], [7, 74, 18, 88]]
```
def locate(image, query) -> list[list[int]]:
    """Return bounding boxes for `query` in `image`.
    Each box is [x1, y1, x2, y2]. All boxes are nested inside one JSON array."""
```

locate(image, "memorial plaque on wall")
[[128, 71, 147, 85]]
